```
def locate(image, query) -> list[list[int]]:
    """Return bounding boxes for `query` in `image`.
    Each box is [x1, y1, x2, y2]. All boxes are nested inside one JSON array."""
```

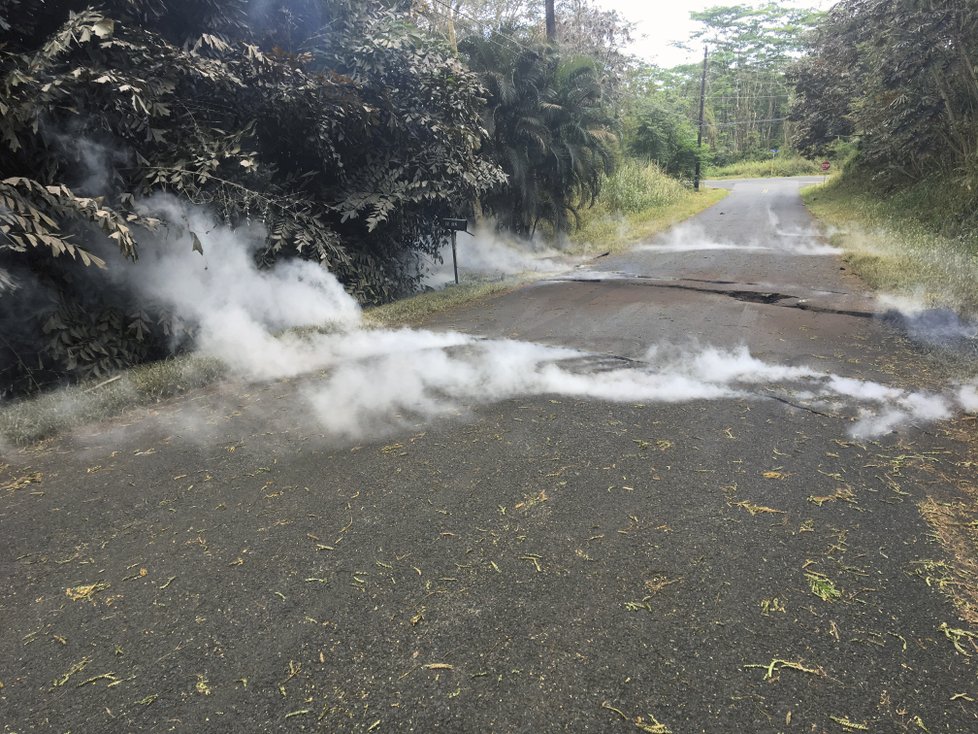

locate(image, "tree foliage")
[[615, 5, 822, 171], [791, 0, 978, 188], [416, 0, 634, 102], [621, 66, 702, 179], [645, 4, 822, 164], [0, 0, 503, 393], [0, 0, 631, 396], [461, 34, 616, 235]]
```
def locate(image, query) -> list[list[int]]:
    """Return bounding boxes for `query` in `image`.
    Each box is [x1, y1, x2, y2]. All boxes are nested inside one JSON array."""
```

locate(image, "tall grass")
[[803, 175, 978, 316], [708, 155, 822, 179], [572, 159, 726, 253], [601, 159, 689, 213]]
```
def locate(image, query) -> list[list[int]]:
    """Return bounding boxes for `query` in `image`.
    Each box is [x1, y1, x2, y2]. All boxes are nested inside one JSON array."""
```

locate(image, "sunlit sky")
[[592, 0, 837, 67]]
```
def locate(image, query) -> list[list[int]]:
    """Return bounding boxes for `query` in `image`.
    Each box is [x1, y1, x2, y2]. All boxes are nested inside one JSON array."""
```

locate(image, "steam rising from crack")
[[959, 384, 978, 413], [877, 292, 978, 349], [117, 195, 360, 377], [422, 221, 572, 288], [638, 221, 841, 256], [113, 198, 974, 443], [294, 339, 962, 441]]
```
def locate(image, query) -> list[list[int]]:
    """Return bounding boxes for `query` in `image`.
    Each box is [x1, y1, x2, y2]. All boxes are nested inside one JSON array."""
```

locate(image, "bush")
[[707, 155, 822, 178]]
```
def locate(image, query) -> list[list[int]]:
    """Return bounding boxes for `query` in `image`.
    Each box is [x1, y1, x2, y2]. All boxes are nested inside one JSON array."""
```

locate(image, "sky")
[[593, 0, 837, 67]]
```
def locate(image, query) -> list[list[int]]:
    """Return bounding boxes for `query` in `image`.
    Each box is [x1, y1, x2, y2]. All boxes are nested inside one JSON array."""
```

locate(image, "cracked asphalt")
[[2, 177, 977, 733]]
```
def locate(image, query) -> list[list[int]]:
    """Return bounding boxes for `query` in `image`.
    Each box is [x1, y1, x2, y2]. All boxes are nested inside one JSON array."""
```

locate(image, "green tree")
[[621, 65, 701, 179], [461, 34, 616, 235], [791, 0, 978, 187], [679, 3, 823, 161], [0, 0, 503, 392]]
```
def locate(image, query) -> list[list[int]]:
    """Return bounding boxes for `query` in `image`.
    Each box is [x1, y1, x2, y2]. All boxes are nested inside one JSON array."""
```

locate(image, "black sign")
[[442, 218, 469, 232]]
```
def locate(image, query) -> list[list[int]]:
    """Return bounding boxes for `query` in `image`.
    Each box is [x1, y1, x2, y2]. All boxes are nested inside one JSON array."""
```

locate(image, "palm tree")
[[461, 34, 616, 236], [539, 56, 617, 233]]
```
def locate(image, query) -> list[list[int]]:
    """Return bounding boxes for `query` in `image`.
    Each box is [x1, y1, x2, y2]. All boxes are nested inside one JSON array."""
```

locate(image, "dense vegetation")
[[794, 0, 978, 314], [623, 4, 823, 178], [792, 0, 977, 201]]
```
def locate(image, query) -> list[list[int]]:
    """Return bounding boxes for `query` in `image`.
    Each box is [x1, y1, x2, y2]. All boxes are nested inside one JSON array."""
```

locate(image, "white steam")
[[422, 221, 572, 287], [295, 340, 958, 441], [959, 384, 978, 413], [101, 197, 973, 443], [119, 196, 360, 375], [877, 291, 978, 347], [877, 291, 931, 316], [637, 223, 769, 254], [639, 222, 840, 256]]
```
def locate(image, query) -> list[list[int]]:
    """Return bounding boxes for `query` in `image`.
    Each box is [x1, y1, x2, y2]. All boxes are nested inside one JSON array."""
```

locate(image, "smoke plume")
[[422, 221, 572, 287], [49, 196, 977, 445], [638, 222, 840, 256]]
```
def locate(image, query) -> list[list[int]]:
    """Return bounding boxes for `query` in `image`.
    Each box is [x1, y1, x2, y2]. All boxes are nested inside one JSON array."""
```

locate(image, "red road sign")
[[821, 161, 831, 172]]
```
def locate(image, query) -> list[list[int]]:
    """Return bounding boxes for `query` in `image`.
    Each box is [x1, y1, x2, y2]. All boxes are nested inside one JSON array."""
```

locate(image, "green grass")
[[601, 158, 691, 214], [572, 160, 727, 255], [803, 174, 978, 316], [708, 155, 823, 179], [362, 281, 520, 327]]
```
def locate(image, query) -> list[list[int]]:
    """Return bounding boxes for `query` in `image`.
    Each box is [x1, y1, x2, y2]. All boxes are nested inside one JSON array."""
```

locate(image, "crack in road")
[[763, 392, 835, 418], [552, 276, 875, 319]]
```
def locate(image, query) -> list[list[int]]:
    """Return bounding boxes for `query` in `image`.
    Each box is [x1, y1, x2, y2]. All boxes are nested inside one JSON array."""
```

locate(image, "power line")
[[706, 94, 792, 100], [709, 116, 790, 127]]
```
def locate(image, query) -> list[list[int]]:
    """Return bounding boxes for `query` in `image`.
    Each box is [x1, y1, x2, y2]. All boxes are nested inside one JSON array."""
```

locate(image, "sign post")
[[441, 218, 469, 285], [821, 160, 830, 185]]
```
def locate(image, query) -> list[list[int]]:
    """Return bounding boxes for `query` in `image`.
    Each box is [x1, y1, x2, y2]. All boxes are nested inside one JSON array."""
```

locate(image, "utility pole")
[[545, 0, 556, 43], [694, 46, 708, 192]]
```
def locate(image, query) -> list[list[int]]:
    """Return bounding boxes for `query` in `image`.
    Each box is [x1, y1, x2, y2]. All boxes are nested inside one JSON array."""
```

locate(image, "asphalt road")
[[2, 178, 977, 733]]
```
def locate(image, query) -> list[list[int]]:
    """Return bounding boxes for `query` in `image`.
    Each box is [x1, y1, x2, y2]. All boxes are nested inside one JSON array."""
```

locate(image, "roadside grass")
[[362, 280, 520, 327], [572, 160, 727, 255], [0, 356, 225, 447], [807, 173, 978, 628], [802, 175, 978, 317], [907, 416, 978, 627], [708, 155, 822, 179], [917, 494, 978, 626]]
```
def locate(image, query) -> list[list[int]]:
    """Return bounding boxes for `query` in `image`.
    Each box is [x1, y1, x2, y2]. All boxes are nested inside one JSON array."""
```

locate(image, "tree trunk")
[[545, 0, 556, 43], [446, 3, 458, 53]]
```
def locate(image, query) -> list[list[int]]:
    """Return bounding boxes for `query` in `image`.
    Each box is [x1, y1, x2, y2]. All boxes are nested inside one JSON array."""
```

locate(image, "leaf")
[[190, 231, 204, 255], [91, 19, 115, 39]]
